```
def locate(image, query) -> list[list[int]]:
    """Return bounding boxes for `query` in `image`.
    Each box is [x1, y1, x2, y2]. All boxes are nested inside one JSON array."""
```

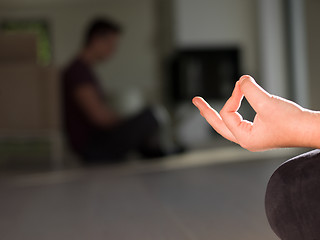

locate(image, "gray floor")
[[0, 154, 287, 240]]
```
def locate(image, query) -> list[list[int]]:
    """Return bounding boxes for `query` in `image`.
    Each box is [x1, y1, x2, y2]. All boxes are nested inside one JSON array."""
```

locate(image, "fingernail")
[[192, 98, 199, 108], [240, 75, 254, 86], [239, 75, 255, 83], [239, 75, 247, 84]]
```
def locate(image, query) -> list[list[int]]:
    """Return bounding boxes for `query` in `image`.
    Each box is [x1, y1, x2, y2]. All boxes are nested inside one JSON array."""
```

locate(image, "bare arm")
[[193, 75, 320, 151], [74, 83, 119, 128]]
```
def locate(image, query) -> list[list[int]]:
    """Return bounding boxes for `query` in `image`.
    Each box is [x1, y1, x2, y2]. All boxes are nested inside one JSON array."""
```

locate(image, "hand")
[[193, 75, 320, 151]]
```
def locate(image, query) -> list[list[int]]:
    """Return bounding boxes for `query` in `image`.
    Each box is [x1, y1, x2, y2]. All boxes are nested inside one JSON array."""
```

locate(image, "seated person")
[[62, 18, 165, 163]]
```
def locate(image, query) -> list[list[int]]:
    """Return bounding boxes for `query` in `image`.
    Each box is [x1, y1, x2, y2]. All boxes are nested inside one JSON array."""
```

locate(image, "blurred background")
[[0, 0, 318, 239]]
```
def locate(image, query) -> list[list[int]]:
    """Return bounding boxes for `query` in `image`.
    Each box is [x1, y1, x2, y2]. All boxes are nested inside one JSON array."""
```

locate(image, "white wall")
[[0, 0, 159, 112], [288, 0, 309, 107], [305, 0, 320, 110], [258, 0, 288, 98], [174, 0, 259, 76]]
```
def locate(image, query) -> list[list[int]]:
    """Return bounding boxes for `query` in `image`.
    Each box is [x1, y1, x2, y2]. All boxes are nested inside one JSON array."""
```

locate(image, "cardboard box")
[[38, 66, 61, 129], [0, 64, 60, 132], [0, 33, 38, 63]]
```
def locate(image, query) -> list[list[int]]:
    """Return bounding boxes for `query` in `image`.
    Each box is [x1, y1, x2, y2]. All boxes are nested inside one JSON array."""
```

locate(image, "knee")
[[149, 105, 170, 127], [265, 150, 320, 240]]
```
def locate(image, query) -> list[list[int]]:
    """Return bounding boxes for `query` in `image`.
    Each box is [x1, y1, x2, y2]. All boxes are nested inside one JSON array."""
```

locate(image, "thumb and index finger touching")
[[193, 75, 271, 140]]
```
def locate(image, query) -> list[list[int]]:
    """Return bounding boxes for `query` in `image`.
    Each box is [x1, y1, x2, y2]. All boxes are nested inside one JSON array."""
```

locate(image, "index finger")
[[192, 97, 238, 143]]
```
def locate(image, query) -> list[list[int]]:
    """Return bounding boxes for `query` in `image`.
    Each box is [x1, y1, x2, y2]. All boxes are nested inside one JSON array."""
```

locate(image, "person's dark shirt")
[[62, 58, 105, 153]]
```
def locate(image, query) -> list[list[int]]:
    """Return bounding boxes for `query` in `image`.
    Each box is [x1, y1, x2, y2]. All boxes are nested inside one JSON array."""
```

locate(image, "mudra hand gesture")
[[193, 75, 320, 151]]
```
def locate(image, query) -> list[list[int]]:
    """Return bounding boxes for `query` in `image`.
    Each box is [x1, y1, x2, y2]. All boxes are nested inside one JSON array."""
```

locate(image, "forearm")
[[92, 108, 120, 128], [74, 85, 120, 128]]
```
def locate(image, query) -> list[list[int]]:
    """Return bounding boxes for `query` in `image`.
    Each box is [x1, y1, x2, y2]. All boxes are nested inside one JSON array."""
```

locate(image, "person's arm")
[[74, 83, 119, 128], [192, 75, 320, 151]]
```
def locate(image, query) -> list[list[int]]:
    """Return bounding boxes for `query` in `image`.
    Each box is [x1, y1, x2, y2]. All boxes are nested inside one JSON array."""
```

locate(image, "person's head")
[[84, 18, 122, 62]]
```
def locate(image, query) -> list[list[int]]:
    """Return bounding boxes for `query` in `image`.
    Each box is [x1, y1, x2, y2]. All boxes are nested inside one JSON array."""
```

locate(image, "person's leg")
[[265, 149, 320, 240], [109, 107, 163, 158], [82, 108, 161, 162]]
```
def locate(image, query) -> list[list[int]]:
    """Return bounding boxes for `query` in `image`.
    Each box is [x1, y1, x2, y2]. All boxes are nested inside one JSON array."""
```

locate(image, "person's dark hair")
[[85, 18, 122, 46]]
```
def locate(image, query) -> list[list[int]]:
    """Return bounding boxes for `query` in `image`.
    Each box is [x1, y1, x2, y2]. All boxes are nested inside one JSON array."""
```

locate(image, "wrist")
[[298, 110, 320, 149]]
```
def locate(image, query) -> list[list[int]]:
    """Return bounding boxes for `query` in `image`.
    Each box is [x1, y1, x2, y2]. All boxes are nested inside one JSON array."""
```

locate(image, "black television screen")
[[170, 48, 240, 101]]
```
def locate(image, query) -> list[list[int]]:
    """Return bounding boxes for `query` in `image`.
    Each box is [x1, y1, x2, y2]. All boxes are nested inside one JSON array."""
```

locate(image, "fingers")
[[193, 76, 270, 148], [220, 81, 253, 138], [192, 96, 238, 143], [239, 75, 271, 113], [221, 81, 243, 113]]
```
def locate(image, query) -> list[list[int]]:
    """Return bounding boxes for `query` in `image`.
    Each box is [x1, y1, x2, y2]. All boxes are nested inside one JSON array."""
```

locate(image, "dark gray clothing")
[[265, 149, 320, 240]]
